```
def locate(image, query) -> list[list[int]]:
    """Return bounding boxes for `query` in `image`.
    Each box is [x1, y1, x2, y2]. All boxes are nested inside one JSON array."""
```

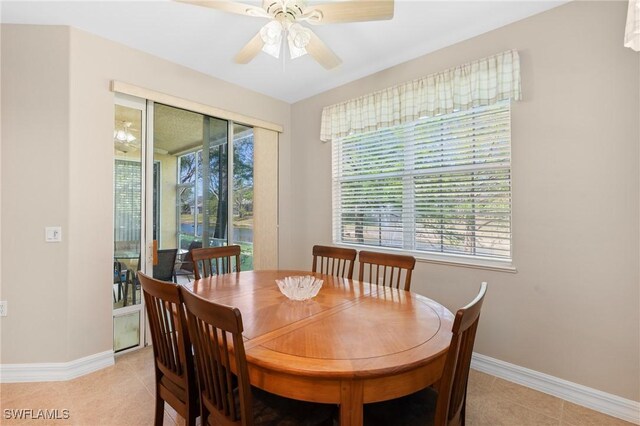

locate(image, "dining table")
[[185, 270, 454, 426]]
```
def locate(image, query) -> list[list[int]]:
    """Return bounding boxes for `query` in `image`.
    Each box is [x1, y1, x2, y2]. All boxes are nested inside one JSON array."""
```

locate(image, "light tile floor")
[[0, 347, 634, 425]]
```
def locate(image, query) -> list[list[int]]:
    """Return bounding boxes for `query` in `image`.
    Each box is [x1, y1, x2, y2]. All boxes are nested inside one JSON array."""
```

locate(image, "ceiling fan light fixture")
[[287, 23, 311, 59], [287, 40, 307, 59], [114, 120, 139, 154], [117, 131, 137, 143], [260, 20, 284, 58], [289, 23, 311, 48], [114, 121, 137, 143]]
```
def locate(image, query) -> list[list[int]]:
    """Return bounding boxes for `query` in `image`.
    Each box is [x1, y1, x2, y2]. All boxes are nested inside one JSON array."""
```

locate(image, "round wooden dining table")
[[185, 270, 454, 426]]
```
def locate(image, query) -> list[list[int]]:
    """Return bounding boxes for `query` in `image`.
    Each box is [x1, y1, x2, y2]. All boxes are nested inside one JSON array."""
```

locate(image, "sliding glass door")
[[112, 97, 259, 353], [113, 94, 146, 353]]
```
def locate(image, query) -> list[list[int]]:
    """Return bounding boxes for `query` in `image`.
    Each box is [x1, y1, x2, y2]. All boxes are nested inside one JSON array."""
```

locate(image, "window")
[[332, 101, 512, 264], [113, 159, 160, 252], [176, 144, 228, 251]]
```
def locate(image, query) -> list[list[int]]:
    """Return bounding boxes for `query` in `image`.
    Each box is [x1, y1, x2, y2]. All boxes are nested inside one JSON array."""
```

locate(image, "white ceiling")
[[1, 0, 567, 103]]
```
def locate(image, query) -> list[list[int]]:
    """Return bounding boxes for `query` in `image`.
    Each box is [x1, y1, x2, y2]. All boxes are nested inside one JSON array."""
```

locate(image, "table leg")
[[340, 380, 364, 426]]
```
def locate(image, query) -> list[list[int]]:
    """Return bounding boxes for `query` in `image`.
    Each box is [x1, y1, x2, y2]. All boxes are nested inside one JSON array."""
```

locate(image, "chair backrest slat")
[[435, 282, 488, 426], [358, 251, 416, 291], [192, 245, 242, 280], [311, 245, 357, 279], [180, 287, 253, 426]]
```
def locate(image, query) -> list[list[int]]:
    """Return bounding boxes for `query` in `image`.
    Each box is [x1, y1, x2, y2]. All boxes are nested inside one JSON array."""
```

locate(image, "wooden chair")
[[363, 282, 488, 426], [138, 272, 198, 426], [311, 245, 357, 279], [358, 250, 416, 291], [192, 245, 241, 280], [179, 287, 335, 426]]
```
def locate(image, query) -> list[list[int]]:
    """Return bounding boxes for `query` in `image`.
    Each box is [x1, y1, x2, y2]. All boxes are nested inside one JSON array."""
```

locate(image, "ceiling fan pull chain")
[[283, 24, 289, 72], [282, 36, 286, 72]]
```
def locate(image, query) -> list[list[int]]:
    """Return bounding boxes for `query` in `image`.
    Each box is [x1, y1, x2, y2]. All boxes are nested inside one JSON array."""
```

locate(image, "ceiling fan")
[[114, 121, 140, 153], [177, 0, 394, 69]]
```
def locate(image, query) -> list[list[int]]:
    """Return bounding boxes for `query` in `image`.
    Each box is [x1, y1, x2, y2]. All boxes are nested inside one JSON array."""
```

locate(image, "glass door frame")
[[144, 101, 155, 276], [113, 93, 150, 354]]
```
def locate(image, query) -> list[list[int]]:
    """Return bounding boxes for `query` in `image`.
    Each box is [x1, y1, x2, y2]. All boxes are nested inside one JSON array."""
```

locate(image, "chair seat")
[[219, 387, 335, 426], [363, 387, 437, 426], [160, 375, 187, 402], [253, 387, 335, 426], [199, 363, 334, 425]]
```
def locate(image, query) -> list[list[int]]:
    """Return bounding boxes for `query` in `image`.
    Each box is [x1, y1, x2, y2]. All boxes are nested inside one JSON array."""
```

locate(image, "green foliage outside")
[[177, 129, 255, 267]]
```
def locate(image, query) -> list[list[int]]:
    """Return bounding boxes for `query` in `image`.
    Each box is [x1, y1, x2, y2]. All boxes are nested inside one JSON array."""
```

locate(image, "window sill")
[[335, 243, 517, 273]]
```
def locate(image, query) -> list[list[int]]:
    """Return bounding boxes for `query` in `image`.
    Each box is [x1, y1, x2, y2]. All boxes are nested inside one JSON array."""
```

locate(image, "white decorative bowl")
[[276, 276, 323, 301]]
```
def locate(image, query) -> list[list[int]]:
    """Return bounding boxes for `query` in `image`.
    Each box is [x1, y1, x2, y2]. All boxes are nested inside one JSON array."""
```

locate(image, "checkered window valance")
[[320, 50, 521, 142]]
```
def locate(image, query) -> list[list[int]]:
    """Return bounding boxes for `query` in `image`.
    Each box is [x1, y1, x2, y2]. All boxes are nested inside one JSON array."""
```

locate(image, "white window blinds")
[[114, 159, 142, 244], [332, 101, 511, 261]]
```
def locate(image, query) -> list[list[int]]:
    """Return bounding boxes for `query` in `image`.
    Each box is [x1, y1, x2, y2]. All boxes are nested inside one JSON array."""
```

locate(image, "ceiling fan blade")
[[234, 31, 265, 64], [304, 0, 394, 24], [305, 30, 342, 70], [176, 0, 268, 18]]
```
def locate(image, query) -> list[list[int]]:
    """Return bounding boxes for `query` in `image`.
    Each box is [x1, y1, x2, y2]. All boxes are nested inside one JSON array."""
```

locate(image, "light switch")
[[45, 226, 62, 242]]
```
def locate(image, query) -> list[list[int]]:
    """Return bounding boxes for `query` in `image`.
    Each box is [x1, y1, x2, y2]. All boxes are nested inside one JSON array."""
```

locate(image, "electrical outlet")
[[0, 301, 7, 317]]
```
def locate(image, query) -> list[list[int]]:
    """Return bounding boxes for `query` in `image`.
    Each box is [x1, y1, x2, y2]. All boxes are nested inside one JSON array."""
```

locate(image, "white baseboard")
[[1, 350, 637, 424], [471, 353, 640, 425], [0, 350, 114, 383]]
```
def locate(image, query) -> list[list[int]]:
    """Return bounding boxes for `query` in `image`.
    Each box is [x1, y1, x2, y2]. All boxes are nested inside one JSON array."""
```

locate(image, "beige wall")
[[288, 1, 640, 401], [1, 26, 71, 362], [1, 24, 291, 363]]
